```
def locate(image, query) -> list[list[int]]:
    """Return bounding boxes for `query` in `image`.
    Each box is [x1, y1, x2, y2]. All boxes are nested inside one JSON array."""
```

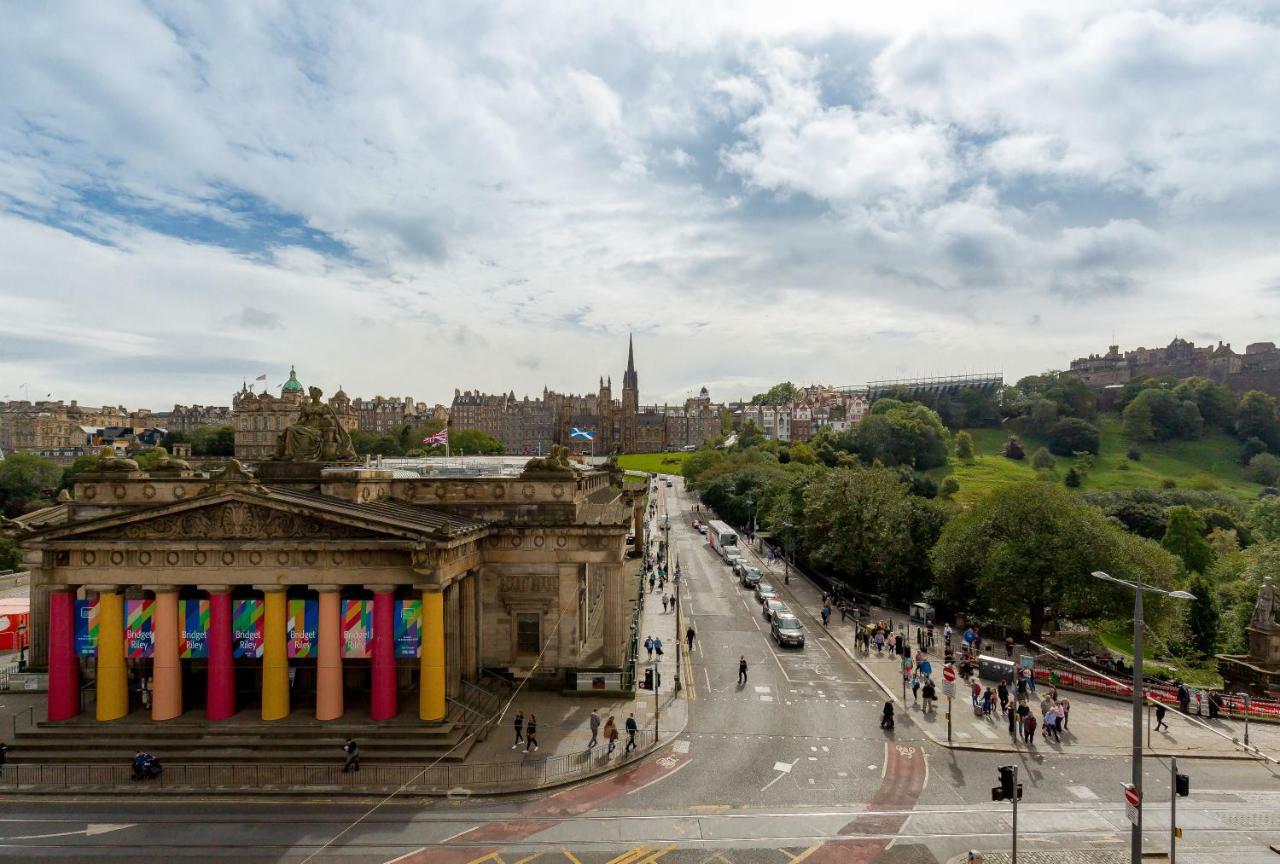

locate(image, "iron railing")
[[0, 730, 659, 792]]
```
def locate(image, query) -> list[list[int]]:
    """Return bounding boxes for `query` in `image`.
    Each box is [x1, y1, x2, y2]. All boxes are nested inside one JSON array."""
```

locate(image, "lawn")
[[617, 452, 690, 476], [929, 414, 1262, 505], [1095, 620, 1223, 688]]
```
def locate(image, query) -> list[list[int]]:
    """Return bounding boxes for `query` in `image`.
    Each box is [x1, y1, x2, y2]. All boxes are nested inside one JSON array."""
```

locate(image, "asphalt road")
[[4, 475, 1280, 863]]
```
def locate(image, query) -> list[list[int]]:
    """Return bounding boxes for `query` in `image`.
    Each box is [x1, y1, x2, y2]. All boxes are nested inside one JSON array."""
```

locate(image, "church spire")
[[627, 332, 635, 376]]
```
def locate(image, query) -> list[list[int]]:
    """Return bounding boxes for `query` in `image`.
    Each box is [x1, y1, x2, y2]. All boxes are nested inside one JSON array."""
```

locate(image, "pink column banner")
[[287, 598, 319, 658], [342, 599, 372, 658], [125, 598, 155, 658], [233, 598, 264, 659], [179, 599, 210, 659]]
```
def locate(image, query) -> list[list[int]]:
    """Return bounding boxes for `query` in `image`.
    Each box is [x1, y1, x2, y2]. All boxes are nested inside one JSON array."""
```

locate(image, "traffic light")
[[992, 765, 1023, 801], [1175, 772, 1190, 797]]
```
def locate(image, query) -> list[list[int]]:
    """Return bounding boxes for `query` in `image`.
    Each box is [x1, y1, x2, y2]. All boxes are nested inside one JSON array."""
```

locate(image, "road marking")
[[561, 850, 582, 864], [626, 757, 691, 795], [513, 855, 543, 864], [672, 739, 691, 753], [443, 825, 480, 843], [383, 848, 428, 864], [971, 722, 999, 740], [635, 846, 676, 864], [785, 845, 822, 864], [0, 823, 134, 841], [464, 852, 507, 864], [605, 848, 653, 864], [762, 759, 797, 791], [1069, 785, 1100, 800]]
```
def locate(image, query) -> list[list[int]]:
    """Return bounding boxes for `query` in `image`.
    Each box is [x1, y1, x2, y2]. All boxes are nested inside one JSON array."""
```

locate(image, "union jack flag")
[[422, 430, 449, 446]]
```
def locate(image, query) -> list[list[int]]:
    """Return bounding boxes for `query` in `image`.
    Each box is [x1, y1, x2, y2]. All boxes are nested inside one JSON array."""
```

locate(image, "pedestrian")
[[1176, 683, 1191, 715], [874, 630, 885, 655], [625, 713, 638, 754], [644, 636, 653, 661], [1022, 712, 1037, 744], [525, 714, 539, 752], [922, 678, 936, 714], [512, 710, 525, 748], [662, 595, 669, 613], [649, 573, 656, 592], [997, 681, 1009, 713], [943, 623, 953, 653], [653, 637, 664, 658], [1207, 691, 1221, 720], [588, 707, 601, 749], [0, 740, 6, 772], [1016, 674, 1028, 702], [1005, 636, 1014, 659], [1007, 704, 1018, 740], [342, 737, 360, 773], [1060, 696, 1070, 730], [926, 621, 935, 650], [1050, 703, 1066, 741], [604, 716, 619, 756], [738, 655, 748, 686], [911, 673, 921, 703], [686, 625, 696, 653], [1155, 703, 1169, 732], [821, 605, 831, 626], [982, 688, 994, 716], [971, 679, 982, 707]]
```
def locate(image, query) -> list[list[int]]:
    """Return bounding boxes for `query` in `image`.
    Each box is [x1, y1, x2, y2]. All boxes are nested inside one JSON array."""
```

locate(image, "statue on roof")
[[273, 387, 357, 462]]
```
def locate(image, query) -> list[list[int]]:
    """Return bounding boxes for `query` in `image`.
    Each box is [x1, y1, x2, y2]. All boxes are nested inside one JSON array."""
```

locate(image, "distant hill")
[[931, 413, 1263, 504]]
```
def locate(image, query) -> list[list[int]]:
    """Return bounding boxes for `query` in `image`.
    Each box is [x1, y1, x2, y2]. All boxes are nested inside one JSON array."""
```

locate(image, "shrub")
[[1127, 448, 1142, 461], [1031, 447, 1056, 471], [940, 476, 960, 498], [1240, 436, 1268, 467], [1186, 474, 1221, 491], [1247, 453, 1280, 485], [1116, 460, 1130, 471], [1162, 477, 1178, 489], [955, 431, 977, 464], [1064, 467, 1082, 487], [1047, 418, 1100, 456], [1002, 435, 1026, 460]]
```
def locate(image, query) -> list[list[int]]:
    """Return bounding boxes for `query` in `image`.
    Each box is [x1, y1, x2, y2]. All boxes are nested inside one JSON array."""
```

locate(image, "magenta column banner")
[[47, 591, 81, 722]]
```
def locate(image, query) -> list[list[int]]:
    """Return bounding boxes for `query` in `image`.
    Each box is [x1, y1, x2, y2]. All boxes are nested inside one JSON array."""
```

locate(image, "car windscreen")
[[777, 617, 801, 629]]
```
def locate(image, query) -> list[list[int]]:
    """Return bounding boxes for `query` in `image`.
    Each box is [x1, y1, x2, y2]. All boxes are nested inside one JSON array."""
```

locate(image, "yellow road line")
[[604, 847, 654, 864], [634, 845, 676, 864], [513, 854, 543, 864], [560, 849, 582, 864], [786, 845, 822, 864], [464, 853, 507, 864]]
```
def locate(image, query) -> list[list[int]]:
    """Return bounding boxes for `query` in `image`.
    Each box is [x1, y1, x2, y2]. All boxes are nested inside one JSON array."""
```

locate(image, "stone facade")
[[151, 404, 234, 434], [352, 395, 416, 434], [233, 368, 357, 461], [1070, 337, 1280, 396], [450, 336, 725, 454], [736, 387, 868, 443], [0, 400, 130, 453], [10, 457, 637, 725]]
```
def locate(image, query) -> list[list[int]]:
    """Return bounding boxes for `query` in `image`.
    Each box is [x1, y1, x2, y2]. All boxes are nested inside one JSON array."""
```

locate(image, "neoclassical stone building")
[[11, 436, 639, 726]]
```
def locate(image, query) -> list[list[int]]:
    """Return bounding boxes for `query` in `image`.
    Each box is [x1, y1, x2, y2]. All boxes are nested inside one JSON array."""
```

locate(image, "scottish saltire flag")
[[570, 427, 594, 440], [422, 430, 449, 446]]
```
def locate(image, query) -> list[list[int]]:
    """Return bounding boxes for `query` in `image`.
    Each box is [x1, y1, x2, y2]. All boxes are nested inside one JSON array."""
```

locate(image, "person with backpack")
[[342, 738, 360, 773], [604, 716, 619, 756], [525, 714, 539, 752], [922, 678, 937, 714]]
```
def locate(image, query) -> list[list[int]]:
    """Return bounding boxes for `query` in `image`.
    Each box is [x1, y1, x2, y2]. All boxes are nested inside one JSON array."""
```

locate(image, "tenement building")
[[232, 367, 358, 461], [450, 335, 726, 454], [1070, 337, 1280, 396], [7, 397, 638, 726], [0, 400, 130, 454]]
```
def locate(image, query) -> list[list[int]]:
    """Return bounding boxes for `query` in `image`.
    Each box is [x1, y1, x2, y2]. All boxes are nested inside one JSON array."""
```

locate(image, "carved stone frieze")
[[75, 501, 385, 542]]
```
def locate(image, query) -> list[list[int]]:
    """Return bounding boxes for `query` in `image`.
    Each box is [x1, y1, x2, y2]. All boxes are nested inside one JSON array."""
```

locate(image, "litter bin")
[[643, 667, 654, 690]]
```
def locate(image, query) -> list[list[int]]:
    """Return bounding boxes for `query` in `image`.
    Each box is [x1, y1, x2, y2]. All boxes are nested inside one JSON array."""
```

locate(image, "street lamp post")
[[674, 556, 682, 694], [1091, 570, 1195, 864]]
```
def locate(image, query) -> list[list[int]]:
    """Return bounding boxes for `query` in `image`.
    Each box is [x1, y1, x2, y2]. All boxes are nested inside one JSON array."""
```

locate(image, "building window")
[[516, 612, 541, 655]]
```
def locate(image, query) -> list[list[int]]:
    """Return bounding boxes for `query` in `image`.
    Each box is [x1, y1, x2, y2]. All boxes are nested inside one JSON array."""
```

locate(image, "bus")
[[707, 520, 739, 558]]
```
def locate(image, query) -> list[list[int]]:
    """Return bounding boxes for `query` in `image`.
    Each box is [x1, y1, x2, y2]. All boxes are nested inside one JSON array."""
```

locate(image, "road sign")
[[942, 680, 956, 698], [1123, 783, 1141, 825], [943, 665, 956, 683]]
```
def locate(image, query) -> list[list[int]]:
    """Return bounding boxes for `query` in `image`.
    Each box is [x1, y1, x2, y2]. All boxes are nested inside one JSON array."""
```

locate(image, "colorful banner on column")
[[74, 598, 99, 657], [342, 599, 372, 658], [179, 599, 209, 659], [395, 599, 422, 658], [125, 598, 155, 658], [233, 598, 264, 659], [287, 598, 319, 658]]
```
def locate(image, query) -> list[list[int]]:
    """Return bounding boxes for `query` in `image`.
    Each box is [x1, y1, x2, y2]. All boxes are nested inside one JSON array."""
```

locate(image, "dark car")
[[740, 566, 762, 588], [771, 612, 805, 648], [763, 598, 787, 621]]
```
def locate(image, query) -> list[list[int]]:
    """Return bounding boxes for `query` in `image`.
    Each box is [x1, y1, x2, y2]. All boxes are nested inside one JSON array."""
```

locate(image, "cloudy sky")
[[4, 2, 1280, 410]]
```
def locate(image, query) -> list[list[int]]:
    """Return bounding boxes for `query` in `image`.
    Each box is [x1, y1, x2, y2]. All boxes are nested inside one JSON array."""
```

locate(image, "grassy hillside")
[[617, 452, 690, 475], [931, 414, 1262, 505]]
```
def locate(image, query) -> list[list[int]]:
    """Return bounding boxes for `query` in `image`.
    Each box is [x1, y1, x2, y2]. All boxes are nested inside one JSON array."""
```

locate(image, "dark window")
[[516, 613, 541, 654]]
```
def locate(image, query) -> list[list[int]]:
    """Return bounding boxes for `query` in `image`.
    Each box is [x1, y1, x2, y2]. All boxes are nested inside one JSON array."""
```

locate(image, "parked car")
[[696, 524, 708, 535], [754, 581, 775, 602], [771, 612, 805, 648], [724, 550, 744, 569], [757, 588, 779, 606], [763, 598, 787, 621], [740, 566, 762, 588], [665, 480, 673, 487]]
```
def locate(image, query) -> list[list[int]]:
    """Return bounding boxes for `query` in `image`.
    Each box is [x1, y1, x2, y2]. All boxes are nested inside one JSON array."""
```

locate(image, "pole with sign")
[[1124, 783, 1141, 827], [943, 665, 956, 742], [902, 656, 912, 703]]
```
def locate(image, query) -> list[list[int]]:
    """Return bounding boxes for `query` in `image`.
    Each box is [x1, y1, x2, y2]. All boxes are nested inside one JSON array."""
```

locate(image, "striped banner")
[[395, 599, 422, 658], [125, 599, 155, 658], [342, 599, 372, 658], [233, 599, 264, 659], [74, 598, 99, 657], [179, 599, 209, 659], [287, 599, 319, 658]]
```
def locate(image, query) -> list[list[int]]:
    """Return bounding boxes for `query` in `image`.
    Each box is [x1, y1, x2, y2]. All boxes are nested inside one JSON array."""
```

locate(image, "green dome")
[[281, 366, 303, 393]]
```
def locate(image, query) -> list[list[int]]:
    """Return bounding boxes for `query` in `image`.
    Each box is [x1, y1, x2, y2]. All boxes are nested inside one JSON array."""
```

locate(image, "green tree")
[[447, 428, 505, 454], [1002, 435, 1026, 460], [939, 476, 960, 498], [856, 400, 949, 469], [0, 452, 62, 516], [1173, 377, 1237, 429], [1241, 436, 1269, 466], [1161, 506, 1213, 573], [955, 431, 977, 464], [1251, 497, 1280, 542], [801, 466, 914, 597], [191, 424, 236, 456], [1184, 572, 1219, 657], [1047, 418, 1100, 456], [1031, 447, 1056, 471], [59, 454, 101, 492], [788, 441, 816, 465], [0, 536, 22, 572], [1064, 467, 1082, 487], [1246, 453, 1280, 486], [1237, 390, 1280, 451], [751, 382, 801, 406], [1122, 394, 1155, 441], [930, 483, 1138, 638]]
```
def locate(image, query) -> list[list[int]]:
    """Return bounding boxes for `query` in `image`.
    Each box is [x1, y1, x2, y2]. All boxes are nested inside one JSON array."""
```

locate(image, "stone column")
[[370, 588, 398, 721], [25, 551, 50, 670], [151, 587, 182, 721], [205, 588, 235, 721], [313, 586, 343, 721], [94, 589, 128, 722], [418, 586, 446, 722], [460, 572, 478, 682], [603, 563, 624, 666], [47, 589, 80, 721], [259, 587, 289, 721], [445, 582, 461, 699]]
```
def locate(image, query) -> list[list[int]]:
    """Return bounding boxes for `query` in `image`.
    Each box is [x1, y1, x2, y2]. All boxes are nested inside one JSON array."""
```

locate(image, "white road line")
[[971, 722, 999, 740], [383, 847, 428, 864], [440, 825, 479, 843], [626, 757, 691, 795]]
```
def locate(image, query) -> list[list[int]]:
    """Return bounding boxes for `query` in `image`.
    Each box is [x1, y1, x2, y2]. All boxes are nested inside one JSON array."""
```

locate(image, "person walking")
[[971, 679, 982, 708], [525, 714, 539, 752], [662, 595, 669, 613], [644, 636, 653, 661], [981, 688, 994, 716], [911, 672, 921, 704], [587, 708, 601, 749], [604, 716, 619, 756], [1155, 703, 1169, 732], [1022, 712, 1037, 744], [1005, 636, 1015, 659], [1176, 683, 1191, 715], [512, 710, 525, 749], [1059, 696, 1071, 730], [1007, 704, 1018, 741], [821, 604, 831, 626], [342, 737, 360, 773], [686, 625, 696, 653], [653, 637, 664, 659], [649, 572, 656, 593], [625, 713, 638, 754], [922, 677, 936, 714], [874, 630, 885, 656], [738, 655, 748, 686], [0, 740, 7, 772], [997, 681, 1009, 713]]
